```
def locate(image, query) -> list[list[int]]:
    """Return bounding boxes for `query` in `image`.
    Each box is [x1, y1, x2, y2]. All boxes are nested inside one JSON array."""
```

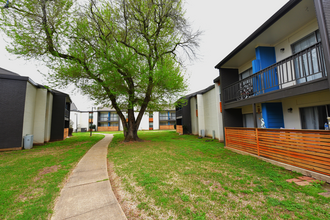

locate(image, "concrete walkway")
[[51, 134, 127, 220]]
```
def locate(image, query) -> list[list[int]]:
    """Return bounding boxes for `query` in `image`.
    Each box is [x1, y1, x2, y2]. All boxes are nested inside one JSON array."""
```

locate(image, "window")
[[159, 112, 168, 120], [110, 122, 118, 127], [99, 123, 108, 127], [300, 105, 330, 130], [239, 68, 253, 80], [243, 113, 262, 128], [291, 30, 324, 84], [110, 113, 118, 121], [149, 122, 153, 128], [160, 122, 167, 126], [170, 112, 176, 120], [99, 112, 108, 121], [149, 112, 153, 118]]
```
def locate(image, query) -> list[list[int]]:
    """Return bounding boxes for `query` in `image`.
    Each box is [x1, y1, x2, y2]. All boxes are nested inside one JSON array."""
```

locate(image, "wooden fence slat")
[[259, 145, 330, 165], [225, 127, 330, 177], [259, 142, 330, 158], [261, 151, 330, 175]]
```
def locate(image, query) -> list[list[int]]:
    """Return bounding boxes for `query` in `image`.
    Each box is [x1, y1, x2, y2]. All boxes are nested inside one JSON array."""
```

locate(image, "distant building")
[[70, 107, 176, 132], [176, 79, 223, 141]]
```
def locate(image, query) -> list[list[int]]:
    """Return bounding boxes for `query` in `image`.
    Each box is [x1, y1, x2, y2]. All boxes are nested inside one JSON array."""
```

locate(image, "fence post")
[[256, 128, 260, 156], [225, 127, 228, 146]]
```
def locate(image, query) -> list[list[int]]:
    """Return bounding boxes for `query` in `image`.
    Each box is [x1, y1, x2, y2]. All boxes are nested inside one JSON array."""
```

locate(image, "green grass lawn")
[[0, 133, 104, 220], [108, 131, 330, 220]]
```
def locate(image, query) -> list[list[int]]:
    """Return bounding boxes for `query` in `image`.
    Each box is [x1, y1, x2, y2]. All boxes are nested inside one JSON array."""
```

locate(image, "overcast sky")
[[0, 0, 289, 110]]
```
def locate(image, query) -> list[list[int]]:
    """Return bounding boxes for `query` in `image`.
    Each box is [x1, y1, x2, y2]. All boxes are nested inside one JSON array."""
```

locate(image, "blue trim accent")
[[252, 47, 279, 95]]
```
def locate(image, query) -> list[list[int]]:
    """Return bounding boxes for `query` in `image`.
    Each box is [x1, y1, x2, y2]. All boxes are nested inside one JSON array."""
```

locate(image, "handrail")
[[223, 42, 327, 103]]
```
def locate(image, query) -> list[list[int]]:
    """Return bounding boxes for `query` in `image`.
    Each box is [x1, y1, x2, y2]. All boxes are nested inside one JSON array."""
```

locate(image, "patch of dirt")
[[119, 140, 151, 146], [200, 179, 224, 193], [107, 161, 144, 219], [34, 165, 60, 182], [17, 188, 44, 202]]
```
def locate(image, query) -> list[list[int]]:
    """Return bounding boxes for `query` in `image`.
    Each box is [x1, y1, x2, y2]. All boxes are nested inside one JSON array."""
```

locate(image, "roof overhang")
[[214, 0, 318, 69]]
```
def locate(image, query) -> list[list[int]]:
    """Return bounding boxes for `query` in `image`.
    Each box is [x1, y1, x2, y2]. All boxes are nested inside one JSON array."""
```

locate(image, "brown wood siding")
[[159, 125, 175, 130], [63, 128, 69, 139], [176, 125, 183, 134], [98, 126, 119, 131], [225, 127, 330, 176]]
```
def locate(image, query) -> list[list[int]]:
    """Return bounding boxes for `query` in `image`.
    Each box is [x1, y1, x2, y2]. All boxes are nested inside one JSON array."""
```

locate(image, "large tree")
[[0, 0, 200, 141]]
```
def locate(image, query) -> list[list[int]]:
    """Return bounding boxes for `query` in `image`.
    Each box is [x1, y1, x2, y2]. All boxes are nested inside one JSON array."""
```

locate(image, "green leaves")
[[0, 0, 200, 140]]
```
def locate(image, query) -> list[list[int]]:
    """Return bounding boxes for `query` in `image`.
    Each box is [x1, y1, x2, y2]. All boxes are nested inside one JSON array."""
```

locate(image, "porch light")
[[287, 108, 293, 113], [280, 48, 285, 52]]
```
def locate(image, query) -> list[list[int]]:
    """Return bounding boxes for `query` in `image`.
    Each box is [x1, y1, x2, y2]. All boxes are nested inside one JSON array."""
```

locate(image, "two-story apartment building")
[[70, 107, 175, 132], [214, 0, 330, 178], [98, 108, 121, 131], [176, 80, 223, 141], [159, 110, 176, 130], [215, 0, 330, 134], [0, 67, 71, 151]]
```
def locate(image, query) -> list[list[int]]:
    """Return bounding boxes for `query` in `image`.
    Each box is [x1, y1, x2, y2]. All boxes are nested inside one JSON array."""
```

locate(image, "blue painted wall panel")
[[261, 103, 284, 129], [252, 47, 279, 94]]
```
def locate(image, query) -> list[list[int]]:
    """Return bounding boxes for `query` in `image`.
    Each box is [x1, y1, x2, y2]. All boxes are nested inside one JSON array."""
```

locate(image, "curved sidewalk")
[[51, 134, 127, 220]]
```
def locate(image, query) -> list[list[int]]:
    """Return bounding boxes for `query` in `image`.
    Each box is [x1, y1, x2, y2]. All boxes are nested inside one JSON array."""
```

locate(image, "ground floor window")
[[243, 113, 262, 128], [99, 123, 108, 127], [98, 122, 118, 127], [300, 105, 330, 129], [149, 122, 153, 128]]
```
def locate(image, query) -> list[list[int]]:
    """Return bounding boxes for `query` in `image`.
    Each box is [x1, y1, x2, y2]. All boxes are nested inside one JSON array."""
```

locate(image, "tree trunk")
[[122, 109, 142, 142]]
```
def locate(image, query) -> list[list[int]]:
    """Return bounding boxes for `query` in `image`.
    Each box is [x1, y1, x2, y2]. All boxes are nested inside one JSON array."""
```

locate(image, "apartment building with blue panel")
[[215, 0, 330, 136]]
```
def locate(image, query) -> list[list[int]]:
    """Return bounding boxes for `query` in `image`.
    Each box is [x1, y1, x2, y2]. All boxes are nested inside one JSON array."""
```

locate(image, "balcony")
[[223, 42, 328, 104], [176, 109, 182, 118], [159, 116, 176, 121], [65, 109, 70, 120], [99, 117, 118, 122]]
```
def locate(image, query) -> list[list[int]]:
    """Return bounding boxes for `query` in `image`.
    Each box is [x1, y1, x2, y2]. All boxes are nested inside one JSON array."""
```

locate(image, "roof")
[[0, 66, 72, 102], [215, 0, 301, 69], [97, 107, 117, 111], [70, 103, 78, 111], [183, 84, 215, 99], [0, 67, 20, 76]]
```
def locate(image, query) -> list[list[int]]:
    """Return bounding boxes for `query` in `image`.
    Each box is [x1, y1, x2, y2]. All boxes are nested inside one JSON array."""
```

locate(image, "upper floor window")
[[291, 30, 321, 54], [291, 30, 324, 84], [110, 113, 118, 121], [239, 68, 253, 80]]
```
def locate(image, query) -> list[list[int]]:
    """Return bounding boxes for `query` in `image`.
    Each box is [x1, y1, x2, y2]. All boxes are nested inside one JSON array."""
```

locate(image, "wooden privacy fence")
[[159, 125, 175, 130], [98, 126, 119, 131], [176, 125, 183, 135], [225, 127, 330, 176]]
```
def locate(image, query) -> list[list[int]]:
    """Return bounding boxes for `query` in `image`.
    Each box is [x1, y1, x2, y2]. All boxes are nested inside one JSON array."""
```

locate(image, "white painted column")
[[197, 94, 205, 136], [153, 112, 159, 130], [33, 88, 48, 144], [214, 83, 224, 141], [44, 92, 53, 142]]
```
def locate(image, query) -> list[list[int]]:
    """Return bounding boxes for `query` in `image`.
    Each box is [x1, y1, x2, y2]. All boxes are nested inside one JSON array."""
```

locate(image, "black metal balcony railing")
[[176, 109, 182, 117], [223, 42, 328, 103], [65, 109, 70, 119], [99, 117, 118, 122], [159, 116, 176, 121]]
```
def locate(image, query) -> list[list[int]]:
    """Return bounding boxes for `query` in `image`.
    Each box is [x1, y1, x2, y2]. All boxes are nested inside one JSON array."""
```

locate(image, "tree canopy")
[[0, 0, 201, 141]]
